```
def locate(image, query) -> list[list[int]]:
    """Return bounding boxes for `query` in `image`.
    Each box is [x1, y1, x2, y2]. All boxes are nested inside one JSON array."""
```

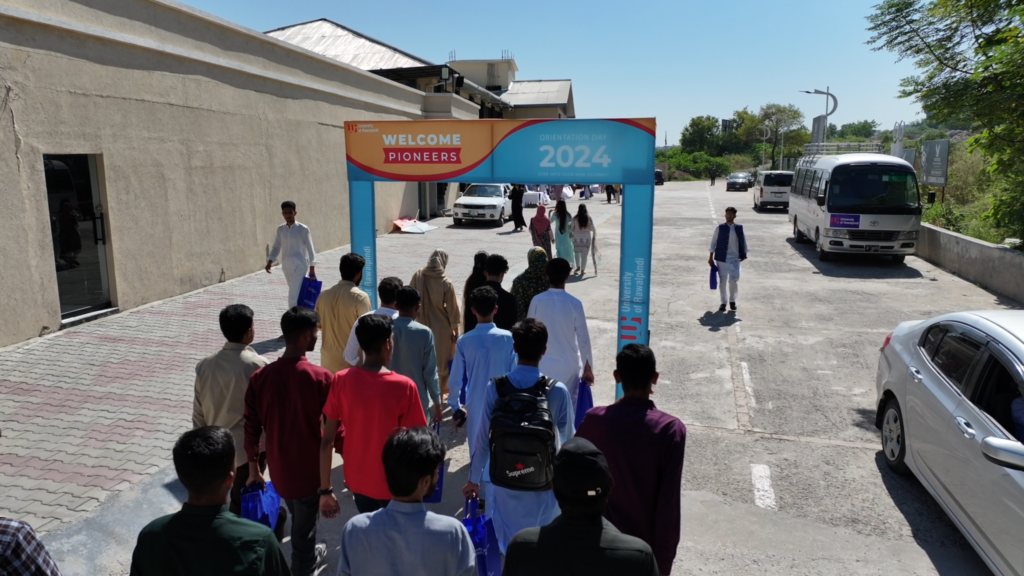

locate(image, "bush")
[[724, 154, 754, 173]]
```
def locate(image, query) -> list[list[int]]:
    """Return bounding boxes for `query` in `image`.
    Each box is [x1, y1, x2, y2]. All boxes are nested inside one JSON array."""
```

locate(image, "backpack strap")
[[526, 376, 554, 397], [494, 376, 515, 399]]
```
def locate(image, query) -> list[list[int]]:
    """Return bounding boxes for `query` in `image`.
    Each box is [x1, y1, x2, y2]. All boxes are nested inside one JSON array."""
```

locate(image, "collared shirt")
[[504, 516, 660, 576], [576, 396, 687, 575], [485, 280, 519, 331], [324, 368, 427, 500], [527, 288, 593, 403], [129, 504, 288, 576], [343, 307, 400, 366], [0, 517, 61, 576], [268, 221, 317, 267], [390, 317, 441, 420], [338, 501, 476, 576], [709, 223, 740, 261], [193, 343, 269, 467], [243, 356, 333, 500], [469, 365, 575, 553], [448, 323, 517, 461], [315, 280, 372, 373]]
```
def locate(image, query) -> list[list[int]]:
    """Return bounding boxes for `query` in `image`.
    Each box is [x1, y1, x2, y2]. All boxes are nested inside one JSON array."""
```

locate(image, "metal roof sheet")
[[502, 80, 572, 107], [266, 19, 432, 71]]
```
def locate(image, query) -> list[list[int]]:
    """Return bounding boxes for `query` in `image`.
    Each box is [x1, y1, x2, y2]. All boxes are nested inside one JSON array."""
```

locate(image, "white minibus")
[[789, 154, 921, 263]]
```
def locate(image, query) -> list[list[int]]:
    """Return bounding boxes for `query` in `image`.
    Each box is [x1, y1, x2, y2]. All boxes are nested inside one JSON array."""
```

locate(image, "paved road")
[[3, 181, 1015, 574]]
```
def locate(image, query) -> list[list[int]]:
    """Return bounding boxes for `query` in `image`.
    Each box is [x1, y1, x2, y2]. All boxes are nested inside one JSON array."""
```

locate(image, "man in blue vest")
[[708, 207, 747, 312]]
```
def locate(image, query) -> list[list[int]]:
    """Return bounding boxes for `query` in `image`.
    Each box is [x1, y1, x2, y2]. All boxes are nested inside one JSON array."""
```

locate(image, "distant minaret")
[[664, 131, 668, 147]]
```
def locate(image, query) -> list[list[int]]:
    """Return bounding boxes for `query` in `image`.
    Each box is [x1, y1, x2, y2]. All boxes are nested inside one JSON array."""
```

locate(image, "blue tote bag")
[[423, 421, 446, 504], [710, 263, 719, 290], [575, 379, 594, 428], [463, 498, 501, 576], [297, 275, 322, 310], [240, 481, 282, 531]]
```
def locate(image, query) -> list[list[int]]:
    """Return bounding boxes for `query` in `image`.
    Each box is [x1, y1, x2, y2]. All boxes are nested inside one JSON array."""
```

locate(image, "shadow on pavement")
[[698, 311, 741, 332], [251, 339, 286, 356], [786, 238, 925, 280], [872, 452, 990, 575], [851, 406, 880, 432]]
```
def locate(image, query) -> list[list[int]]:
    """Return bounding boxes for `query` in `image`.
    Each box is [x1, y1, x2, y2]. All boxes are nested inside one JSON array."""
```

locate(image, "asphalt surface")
[[41, 181, 1020, 574]]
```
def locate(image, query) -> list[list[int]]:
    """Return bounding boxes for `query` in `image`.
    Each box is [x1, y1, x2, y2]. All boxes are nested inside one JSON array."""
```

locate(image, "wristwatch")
[[318, 487, 334, 496]]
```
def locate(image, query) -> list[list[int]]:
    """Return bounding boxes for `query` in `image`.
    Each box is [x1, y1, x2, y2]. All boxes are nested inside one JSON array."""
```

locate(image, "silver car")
[[876, 311, 1024, 575]]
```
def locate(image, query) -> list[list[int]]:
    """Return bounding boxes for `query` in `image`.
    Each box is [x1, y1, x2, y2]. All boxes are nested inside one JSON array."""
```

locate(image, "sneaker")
[[730, 302, 737, 311], [313, 543, 328, 575], [718, 304, 727, 312]]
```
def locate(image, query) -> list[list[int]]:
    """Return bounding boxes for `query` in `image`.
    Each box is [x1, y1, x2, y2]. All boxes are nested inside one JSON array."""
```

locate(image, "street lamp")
[[800, 87, 838, 143]]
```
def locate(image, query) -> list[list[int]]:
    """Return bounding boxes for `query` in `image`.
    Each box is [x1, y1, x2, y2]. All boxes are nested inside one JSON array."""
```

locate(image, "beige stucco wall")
[[0, 0, 468, 346]]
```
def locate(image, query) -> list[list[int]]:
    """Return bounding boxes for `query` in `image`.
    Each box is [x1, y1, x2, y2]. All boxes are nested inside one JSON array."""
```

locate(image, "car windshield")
[[764, 173, 793, 187], [463, 185, 503, 198], [828, 165, 920, 213], [728, 174, 743, 180]]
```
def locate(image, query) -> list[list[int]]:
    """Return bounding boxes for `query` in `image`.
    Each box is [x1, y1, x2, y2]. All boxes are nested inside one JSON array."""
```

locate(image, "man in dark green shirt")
[[129, 426, 290, 576]]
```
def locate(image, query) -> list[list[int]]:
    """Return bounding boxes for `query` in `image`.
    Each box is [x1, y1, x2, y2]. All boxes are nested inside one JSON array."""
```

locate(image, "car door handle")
[[909, 367, 923, 381], [955, 416, 976, 439]]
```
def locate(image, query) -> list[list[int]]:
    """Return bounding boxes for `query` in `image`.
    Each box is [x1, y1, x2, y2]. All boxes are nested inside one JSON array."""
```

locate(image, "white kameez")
[[526, 288, 594, 405], [268, 222, 318, 308], [709, 224, 742, 304]]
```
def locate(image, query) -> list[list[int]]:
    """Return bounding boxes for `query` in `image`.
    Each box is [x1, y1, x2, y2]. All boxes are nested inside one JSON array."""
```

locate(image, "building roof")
[[266, 19, 432, 70], [503, 80, 574, 116]]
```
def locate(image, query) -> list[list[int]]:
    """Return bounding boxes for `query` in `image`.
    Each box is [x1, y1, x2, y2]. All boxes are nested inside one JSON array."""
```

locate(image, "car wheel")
[[793, 219, 806, 243], [892, 255, 906, 264], [881, 398, 911, 474], [816, 231, 831, 261], [753, 199, 759, 211], [453, 218, 463, 226]]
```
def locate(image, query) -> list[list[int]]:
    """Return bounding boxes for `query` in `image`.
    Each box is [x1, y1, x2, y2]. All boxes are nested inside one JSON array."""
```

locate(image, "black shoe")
[[718, 304, 727, 312], [730, 302, 737, 311]]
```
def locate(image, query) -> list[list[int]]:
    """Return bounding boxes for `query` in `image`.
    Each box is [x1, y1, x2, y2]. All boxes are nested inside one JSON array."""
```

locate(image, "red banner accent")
[[383, 148, 462, 164]]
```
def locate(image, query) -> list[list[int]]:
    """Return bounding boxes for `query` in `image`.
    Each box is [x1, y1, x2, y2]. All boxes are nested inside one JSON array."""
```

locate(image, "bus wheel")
[[816, 232, 831, 261], [793, 220, 806, 243]]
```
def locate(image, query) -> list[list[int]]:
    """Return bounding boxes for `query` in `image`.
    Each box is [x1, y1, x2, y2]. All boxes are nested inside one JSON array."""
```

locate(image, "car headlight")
[[824, 228, 850, 239], [454, 203, 465, 209], [898, 230, 919, 240]]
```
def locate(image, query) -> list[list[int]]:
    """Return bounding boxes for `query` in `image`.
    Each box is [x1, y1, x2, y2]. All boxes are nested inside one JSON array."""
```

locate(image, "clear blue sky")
[[179, 0, 922, 144]]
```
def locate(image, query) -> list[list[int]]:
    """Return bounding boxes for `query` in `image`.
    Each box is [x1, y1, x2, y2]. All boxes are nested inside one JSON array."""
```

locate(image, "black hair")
[[464, 251, 489, 302], [485, 254, 509, 277], [512, 318, 547, 362], [355, 314, 393, 355], [546, 258, 572, 285], [469, 286, 498, 317], [219, 304, 254, 343], [725, 206, 737, 214], [617, 344, 657, 393], [555, 200, 570, 233], [395, 286, 421, 311], [381, 427, 446, 498], [340, 253, 366, 281], [378, 277, 404, 305], [280, 306, 319, 344], [576, 204, 590, 228], [172, 427, 235, 498], [281, 201, 296, 211]]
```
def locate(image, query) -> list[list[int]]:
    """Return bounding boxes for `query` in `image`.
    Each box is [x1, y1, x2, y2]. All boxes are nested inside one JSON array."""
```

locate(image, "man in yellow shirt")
[[316, 253, 372, 373]]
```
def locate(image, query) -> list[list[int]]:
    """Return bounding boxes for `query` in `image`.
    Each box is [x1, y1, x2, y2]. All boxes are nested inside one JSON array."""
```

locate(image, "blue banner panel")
[[348, 181, 378, 308], [616, 184, 655, 399]]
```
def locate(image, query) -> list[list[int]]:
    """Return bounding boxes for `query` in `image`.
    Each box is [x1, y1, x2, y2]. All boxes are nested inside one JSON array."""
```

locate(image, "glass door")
[[44, 154, 112, 318]]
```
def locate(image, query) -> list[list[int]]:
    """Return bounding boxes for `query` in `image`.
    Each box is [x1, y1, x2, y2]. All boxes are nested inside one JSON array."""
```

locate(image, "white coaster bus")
[[789, 153, 921, 263]]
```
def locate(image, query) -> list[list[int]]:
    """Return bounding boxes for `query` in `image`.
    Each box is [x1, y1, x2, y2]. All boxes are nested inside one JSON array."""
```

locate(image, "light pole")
[[800, 87, 838, 143]]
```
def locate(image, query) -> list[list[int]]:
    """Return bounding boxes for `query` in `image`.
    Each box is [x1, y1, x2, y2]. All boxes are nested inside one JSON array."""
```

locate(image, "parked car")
[[738, 172, 755, 188], [453, 183, 512, 226], [725, 173, 749, 191], [655, 169, 665, 185], [753, 171, 793, 210], [875, 310, 1024, 576]]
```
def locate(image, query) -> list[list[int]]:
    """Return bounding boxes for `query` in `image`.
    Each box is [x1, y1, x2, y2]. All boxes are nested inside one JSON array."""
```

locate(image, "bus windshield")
[[828, 165, 920, 214]]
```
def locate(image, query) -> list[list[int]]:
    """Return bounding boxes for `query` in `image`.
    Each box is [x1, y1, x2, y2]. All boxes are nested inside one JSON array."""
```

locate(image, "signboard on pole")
[[920, 140, 949, 186], [900, 149, 916, 165]]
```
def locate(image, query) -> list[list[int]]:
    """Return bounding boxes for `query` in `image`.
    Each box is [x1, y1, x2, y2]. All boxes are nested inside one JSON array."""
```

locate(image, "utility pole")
[[759, 126, 771, 167]]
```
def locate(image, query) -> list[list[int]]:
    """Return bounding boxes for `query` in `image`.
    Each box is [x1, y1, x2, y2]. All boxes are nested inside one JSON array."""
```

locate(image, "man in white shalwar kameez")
[[265, 201, 317, 309], [708, 206, 748, 313], [527, 257, 594, 405]]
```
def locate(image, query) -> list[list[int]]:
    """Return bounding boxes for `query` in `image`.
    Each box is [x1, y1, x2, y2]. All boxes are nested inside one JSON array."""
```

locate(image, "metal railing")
[[802, 142, 883, 155]]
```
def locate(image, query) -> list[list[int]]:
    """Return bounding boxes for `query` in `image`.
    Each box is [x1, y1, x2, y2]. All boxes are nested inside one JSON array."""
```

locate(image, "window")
[[809, 171, 823, 198], [921, 325, 946, 358], [971, 352, 1024, 440], [794, 169, 806, 196], [764, 173, 794, 187], [801, 170, 816, 197], [931, 333, 983, 391], [828, 165, 920, 213]]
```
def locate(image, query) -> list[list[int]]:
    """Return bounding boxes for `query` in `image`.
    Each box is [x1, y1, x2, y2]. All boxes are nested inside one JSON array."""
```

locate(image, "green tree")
[[838, 120, 880, 139], [868, 0, 1024, 242], [679, 115, 721, 154], [758, 103, 804, 169]]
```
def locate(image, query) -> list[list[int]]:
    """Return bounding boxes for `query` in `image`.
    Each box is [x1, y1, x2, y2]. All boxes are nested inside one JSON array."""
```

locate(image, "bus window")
[[809, 171, 823, 197], [828, 166, 920, 212], [793, 169, 806, 196]]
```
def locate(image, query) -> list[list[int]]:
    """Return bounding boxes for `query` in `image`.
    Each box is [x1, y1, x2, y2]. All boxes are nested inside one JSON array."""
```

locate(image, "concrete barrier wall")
[[917, 223, 1024, 304]]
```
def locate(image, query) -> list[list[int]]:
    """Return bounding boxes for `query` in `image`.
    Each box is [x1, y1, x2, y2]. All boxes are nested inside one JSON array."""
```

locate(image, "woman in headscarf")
[[511, 247, 551, 321], [552, 200, 575, 263], [570, 204, 597, 276], [409, 249, 461, 397], [462, 251, 489, 333], [529, 205, 553, 258]]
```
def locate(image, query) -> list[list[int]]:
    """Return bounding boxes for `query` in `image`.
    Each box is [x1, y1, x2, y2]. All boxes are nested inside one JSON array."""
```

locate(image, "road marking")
[[740, 361, 756, 408], [726, 326, 751, 430], [750, 464, 778, 511]]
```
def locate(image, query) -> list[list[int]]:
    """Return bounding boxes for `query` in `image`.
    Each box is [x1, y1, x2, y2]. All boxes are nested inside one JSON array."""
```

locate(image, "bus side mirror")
[[816, 194, 826, 207]]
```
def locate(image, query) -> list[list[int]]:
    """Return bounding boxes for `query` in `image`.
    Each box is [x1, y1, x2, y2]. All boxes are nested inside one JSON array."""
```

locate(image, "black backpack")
[[488, 376, 557, 491]]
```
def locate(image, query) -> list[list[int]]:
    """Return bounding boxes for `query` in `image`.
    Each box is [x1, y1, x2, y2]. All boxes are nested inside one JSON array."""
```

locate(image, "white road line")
[[740, 361, 756, 408], [750, 464, 777, 510]]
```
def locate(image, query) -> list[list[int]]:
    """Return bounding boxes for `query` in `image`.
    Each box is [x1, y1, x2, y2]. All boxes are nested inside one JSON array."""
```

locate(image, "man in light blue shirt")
[[390, 287, 442, 423], [462, 318, 575, 554], [338, 427, 476, 576]]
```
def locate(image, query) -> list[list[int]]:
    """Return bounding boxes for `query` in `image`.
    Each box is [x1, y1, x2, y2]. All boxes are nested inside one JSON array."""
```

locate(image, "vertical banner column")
[[616, 184, 655, 398], [348, 180, 378, 308]]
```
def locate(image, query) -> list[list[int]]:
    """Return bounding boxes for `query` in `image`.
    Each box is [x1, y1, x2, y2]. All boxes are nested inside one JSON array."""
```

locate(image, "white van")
[[789, 154, 921, 263], [753, 171, 793, 210]]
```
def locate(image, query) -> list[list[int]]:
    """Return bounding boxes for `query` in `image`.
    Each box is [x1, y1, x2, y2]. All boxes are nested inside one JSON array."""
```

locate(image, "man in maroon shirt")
[[576, 344, 686, 576], [244, 307, 333, 576]]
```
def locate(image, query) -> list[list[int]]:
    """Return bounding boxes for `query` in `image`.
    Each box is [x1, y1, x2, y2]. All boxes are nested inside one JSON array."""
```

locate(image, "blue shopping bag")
[[423, 422, 446, 503], [575, 378, 594, 428], [710, 263, 719, 290], [463, 498, 501, 576], [297, 275, 322, 310], [240, 481, 282, 531]]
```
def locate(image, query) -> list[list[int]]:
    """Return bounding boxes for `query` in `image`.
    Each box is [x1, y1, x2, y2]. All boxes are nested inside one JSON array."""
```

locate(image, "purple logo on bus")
[[830, 214, 860, 229]]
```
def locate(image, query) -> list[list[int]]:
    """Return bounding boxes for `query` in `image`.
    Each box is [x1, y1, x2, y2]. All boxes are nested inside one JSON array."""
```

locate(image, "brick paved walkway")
[[0, 210, 575, 532]]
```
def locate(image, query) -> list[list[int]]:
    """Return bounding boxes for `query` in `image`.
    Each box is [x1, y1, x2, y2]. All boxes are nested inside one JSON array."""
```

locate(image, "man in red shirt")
[[319, 314, 427, 517], [244, 307, 333, 576]]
